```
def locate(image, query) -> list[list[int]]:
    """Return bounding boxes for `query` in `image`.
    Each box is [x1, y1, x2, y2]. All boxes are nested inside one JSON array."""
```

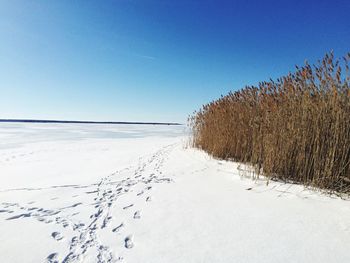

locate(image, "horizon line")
[[0, 118, 183, 126]]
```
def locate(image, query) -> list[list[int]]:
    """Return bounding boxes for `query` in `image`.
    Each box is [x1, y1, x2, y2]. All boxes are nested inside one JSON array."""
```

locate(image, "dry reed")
[[189, 52, 350, 194]]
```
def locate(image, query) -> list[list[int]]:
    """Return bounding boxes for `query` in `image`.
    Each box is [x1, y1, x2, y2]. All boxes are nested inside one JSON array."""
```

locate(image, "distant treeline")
[[0, 119, 181, 126], [189, 52, 350, 194]]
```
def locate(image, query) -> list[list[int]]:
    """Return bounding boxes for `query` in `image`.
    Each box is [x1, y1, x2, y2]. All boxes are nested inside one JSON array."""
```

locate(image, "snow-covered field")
[[0, 123, 349, 263]]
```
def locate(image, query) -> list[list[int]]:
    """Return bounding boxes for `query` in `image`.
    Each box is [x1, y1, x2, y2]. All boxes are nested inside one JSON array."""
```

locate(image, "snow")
[[0, 123, 349, 263]]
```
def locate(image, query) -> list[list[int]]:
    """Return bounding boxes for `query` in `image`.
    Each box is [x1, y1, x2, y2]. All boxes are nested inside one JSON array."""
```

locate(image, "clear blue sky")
[[1, 0, 349, 123]]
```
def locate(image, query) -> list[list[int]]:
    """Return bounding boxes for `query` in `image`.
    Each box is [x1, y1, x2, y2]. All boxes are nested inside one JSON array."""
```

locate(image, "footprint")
[[124, 235, 134, 249], [46, 252, 59, 263], [102, 216, 112, 228], [97, 245, 115, 262], [133, 211, 141, 219], [112, 222, 124, 233], [146, 196, 152, 202], [6, 213, 31, 220], [73, 223, 85, 230], [92, 208, 103, 219], [51, 232, 64, 241], [123, 204, 134, 210], [69, 236, 79, 249], [86, 190, 98, 194]]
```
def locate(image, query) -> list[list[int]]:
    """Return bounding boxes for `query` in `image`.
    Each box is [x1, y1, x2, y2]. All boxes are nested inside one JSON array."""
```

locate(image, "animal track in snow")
[[112, 222, 124, 233], [46, 252, 59, 263], [133, 211, 141, 219], [124, 235, 134, 249], [51, 232, 64, 241], [123, 204, 134, 210], [102, 216, 112, 228]]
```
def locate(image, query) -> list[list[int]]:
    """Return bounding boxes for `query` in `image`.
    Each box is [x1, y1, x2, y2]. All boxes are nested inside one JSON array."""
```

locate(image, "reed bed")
[[189, 52, 350, 194]]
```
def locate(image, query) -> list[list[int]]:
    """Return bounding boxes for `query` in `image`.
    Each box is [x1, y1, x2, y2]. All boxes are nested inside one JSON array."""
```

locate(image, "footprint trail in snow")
[[0, 143, 176, 263]]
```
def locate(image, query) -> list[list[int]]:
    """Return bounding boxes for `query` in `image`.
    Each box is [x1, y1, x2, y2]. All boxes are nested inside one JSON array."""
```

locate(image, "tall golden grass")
[[189, 52, 350, 193]]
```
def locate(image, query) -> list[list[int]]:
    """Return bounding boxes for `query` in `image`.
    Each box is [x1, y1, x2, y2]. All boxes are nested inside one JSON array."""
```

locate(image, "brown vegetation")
[[189, 52, 350, 194]]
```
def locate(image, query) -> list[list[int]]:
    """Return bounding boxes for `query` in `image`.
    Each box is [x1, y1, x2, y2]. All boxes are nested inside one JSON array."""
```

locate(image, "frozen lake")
[[0, 123, 349, 263]]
